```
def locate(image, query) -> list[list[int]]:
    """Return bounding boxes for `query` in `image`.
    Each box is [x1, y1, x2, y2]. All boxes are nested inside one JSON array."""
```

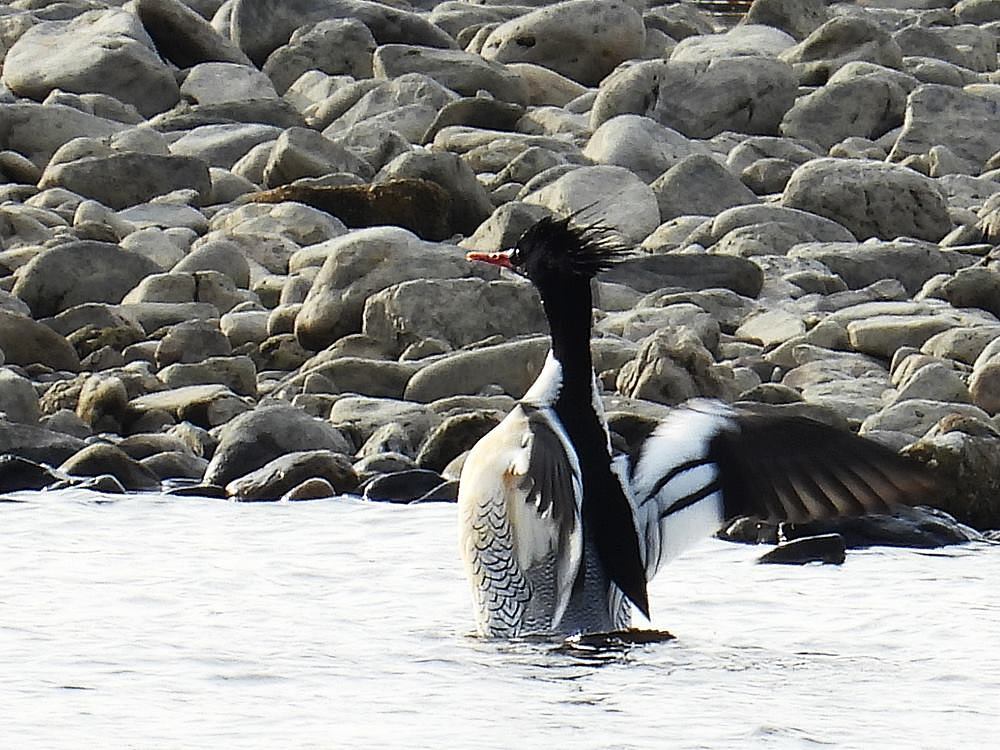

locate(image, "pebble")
[[0, 0, 993, 534]]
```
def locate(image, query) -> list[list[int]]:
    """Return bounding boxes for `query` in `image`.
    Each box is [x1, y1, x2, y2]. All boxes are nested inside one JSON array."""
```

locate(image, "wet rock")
[[405, 337, 549, 403], [651, 154, 758, 222], [781, 506, 982, 548], [480, 0, 644, 87], [295, 226, 496, 350], [0, 419, 86, 465], [226, 449, 358, 500], [416, 412, 503, 473], [228, 0, 455, 67], [361, 468, 448, 503], [523, 165, 659, 244], [600, 254, 764, 298], [134, 0, 252, 68], [0, 310, 81, 372], [718, 515, 779, 544], [164, 483, 227, 498], [779, 15, 903, 85], [374, 45, 528, 106], [59, 443, 161, 491], [2, 9, 180, 118], [40, 152, 211, 210], [363, 278, 545, 356], [782, 158, 951, 243], [591, 58, 797, 139], [141, 451, 210, 481], [250, 179, 451, 241], [263, 19, 375, 94], [757, 534, 846, 565], [281, 477, 336, 501], [0, 455, 62, 493], [203, 404, 352, 486], [888, 84, 1000, 171]]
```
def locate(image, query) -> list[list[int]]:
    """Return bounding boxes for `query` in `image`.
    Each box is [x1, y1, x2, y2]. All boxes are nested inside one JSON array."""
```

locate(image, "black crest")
[[513, 214, 630, 281]]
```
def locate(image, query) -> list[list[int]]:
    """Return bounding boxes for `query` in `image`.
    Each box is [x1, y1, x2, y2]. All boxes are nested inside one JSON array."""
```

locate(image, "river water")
[[3, 491, 998, 749]]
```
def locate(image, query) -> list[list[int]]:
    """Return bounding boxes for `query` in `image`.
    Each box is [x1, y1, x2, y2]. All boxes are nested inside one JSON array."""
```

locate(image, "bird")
[[458, 214, 938, 639]]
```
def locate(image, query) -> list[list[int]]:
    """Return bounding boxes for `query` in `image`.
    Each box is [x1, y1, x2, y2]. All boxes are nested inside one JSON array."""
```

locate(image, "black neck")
[[535, 276, 650, 618]]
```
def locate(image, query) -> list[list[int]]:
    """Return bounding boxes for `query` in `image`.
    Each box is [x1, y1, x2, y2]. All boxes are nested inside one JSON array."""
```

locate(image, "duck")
[[458, 214, 938, 639]]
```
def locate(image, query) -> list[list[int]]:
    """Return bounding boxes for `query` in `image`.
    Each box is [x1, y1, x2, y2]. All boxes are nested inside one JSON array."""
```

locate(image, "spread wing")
[[458, 404, 583, 637], [627, 401, 939, 580]]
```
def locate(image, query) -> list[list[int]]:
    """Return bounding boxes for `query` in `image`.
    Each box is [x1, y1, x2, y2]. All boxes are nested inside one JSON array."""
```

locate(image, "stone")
[[363, 278, 545, 355], [506, 63, 589, 108], [0, 368, 40, 424], [422, 98, 525, 144], [295, 226, 497, 350], [0, 455, 62, 493], [583, 116, 711, 185], [917, 266, 1000, 318], [0, 104, 128, 170], [13, 241, 162, 319], [790, 240, 976, 296], [263, 19, 375, 94], [726, 135, 819, 174], [279, 477, 335, 501], [970, 363, 1000, 415], [329, 395, 438, 446], [159, 355, 257, 397], [134, 0, 252, 68], [735, 309, 806, 347], [740, 158, 797, 195], [847, 315, 960, 359], [180, 62, 278, 105], [169, 123, 281, 170], [374, 45, 528, 106], [591, 58, 797, 139], [780, 73, 907, 150], [210, 199, 347, 250], [955, 0, 1000, 23], [228, 0, 455, 67], [460, 202, 554, 254], [600, 254, 764, 298], [651, 154, 758, 222], [39, 152, 212, 210], [522, 165, 659, 244], [893, 25, 996, 74], [405, 337, 550, 403], [155, 320, 232, 368], [220, 310, 269, 348], [479, 0, 644, 87], [921, 326, 1000, 366], [59, 442, 161, 491], [742, 0, 830, 41], [888, 85, 1000, 171], [261, 127, 373, 188], [689, 204, 856, 252], [757, 534, 846, 565], [779, 15, 903, 85], [670, 25, 796, 63], [299, 354, 419, 400], [226, 449, 358, 499], [0, 419, 86, 465], [2, 9, 180, 118], [861, 399, 993, 438], [375, 150, 492, 237], [172, 239, 251, 288], [780, 506, 981, 549], [416, 412, 502, 473], [141, 451, 209, 481], [76, 374, 129, 431], [782, 158, 951, 243], [203, 403, 352, 486], [361, 468, 448, 503]]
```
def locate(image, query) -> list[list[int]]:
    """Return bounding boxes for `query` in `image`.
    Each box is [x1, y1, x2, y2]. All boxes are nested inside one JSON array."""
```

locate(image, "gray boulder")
[[179, 62, 279, 105], [893, 25, 996, 74], [13, 241, 162, 318], [0, 103, 127, 169], [59, 443, 161, 491], [262, 127, 373, 188], [2, 9, 180, 118], [226, 450, 358, 499], [782, 158, 951, 242], [670, 25, 797, 63], [168, 123, 281, 170], [480, 0, 644, 87], [651, 154, 758, 222], [591, 58, 797, 139], [134, 0, 252, 68], [742, 0, 829, 41], [0, 369, 41, 424], [262, 19, 376, 94], [779, 15, 903, 85], [0, 420, 86, 465], [582, 115, 710, 184]]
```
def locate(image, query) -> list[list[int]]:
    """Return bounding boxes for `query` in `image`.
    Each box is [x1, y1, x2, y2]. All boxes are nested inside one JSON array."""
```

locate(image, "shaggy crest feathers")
[[514, 215, 630, 280]]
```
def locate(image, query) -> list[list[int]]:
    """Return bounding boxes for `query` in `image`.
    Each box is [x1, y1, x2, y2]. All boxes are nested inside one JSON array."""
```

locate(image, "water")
[[3, 492, 998, 749]]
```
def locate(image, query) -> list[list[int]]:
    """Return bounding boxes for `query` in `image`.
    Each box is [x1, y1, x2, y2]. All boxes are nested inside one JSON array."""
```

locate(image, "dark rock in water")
[[599, 254, 764, 298], [204, 404, 353, 486], [141, 451, 209, 481], [164, 483, 228, 499], [414, 479, 460, 503], [719, 515, 780, 545], [59, 443, 161, 492], [362, 468, 447, 503], [758, 534, 846, 565], [780, 506, 982, 549], [227, 450, 358, 500], [247, 179, 452, 241], [0, 420, 86, 465], [416, 412, 502, 473], [0, 455, 62, 492], [70, 474, 128, 495], [281, 477, 336, 501]]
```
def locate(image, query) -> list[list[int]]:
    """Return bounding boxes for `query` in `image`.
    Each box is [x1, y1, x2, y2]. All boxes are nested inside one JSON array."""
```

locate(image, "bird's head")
[[466, 214, 629, 289]]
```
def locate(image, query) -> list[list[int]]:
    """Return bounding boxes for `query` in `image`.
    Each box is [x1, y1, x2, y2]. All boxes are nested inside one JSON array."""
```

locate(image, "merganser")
[[459, 215, 937, 639]]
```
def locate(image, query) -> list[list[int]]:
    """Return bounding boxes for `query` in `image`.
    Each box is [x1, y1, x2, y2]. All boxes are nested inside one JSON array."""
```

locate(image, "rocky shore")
[[0, 0, 998, 544]]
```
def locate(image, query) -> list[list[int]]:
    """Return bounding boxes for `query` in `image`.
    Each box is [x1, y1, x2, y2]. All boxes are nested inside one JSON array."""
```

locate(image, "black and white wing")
[[458, 404, 583, 637], [627, 401, 939, 580]]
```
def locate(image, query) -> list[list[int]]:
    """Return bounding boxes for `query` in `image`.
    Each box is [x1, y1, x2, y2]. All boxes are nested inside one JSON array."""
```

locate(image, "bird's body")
[[458, 216, 937, 639]]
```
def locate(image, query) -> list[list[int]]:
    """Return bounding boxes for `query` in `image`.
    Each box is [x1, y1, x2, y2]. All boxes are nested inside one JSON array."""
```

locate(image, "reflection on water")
[[3, 491, 998, 749]]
